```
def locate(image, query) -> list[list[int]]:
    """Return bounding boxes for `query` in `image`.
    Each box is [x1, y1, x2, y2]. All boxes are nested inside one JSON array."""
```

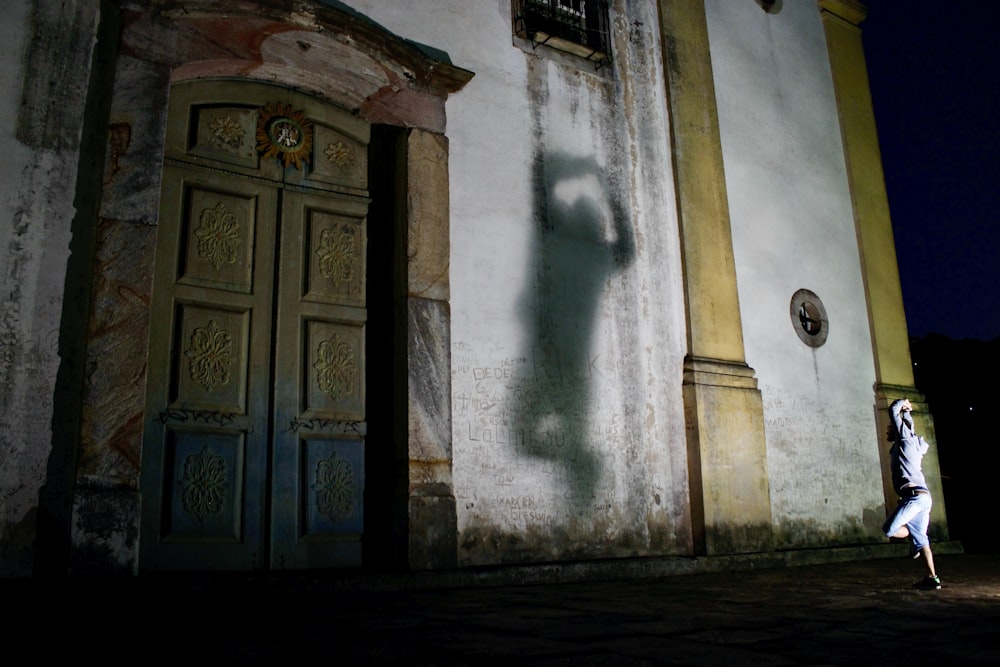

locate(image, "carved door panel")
[[141, 81, 370, 571], [271, 190, 368, 568], [140, 165, 278, 570]]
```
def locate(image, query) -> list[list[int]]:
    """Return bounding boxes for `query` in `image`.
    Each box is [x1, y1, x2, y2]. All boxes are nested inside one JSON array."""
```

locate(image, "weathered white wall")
[[0, 0, 98, 575], [706, 1, 884, 546], [0, 0, 36, 577], [344, 0, 691, 564], [0, 0, 899, 576]]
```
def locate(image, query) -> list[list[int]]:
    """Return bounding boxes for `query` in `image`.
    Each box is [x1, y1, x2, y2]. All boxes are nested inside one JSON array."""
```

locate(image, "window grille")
[[513, 0, 611, 68]]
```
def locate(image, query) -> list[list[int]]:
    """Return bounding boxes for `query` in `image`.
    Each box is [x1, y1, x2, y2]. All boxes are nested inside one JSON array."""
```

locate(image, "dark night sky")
[[861, 2, 1000, 342]]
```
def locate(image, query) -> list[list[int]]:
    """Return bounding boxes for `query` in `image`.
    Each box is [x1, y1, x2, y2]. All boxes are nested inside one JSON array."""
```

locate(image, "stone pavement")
[[8, 551, 1000, 665]]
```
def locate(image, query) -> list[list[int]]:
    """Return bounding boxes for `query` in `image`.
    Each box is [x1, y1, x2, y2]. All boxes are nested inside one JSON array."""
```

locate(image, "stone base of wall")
[[69, 476, 140, 576]]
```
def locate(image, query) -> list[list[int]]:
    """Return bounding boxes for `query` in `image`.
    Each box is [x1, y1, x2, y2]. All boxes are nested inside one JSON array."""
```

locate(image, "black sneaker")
[[911, 546, 923, 560], [913, 575, 941, 590]]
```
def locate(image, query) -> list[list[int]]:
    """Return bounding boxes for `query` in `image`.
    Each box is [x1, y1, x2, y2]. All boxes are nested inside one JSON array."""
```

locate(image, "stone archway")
[[72, 1, 473, 574]]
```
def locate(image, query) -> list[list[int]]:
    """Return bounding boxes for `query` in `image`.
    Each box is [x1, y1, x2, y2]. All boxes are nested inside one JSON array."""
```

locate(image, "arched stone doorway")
[[73, 2, 473, 573], [141, 80, 376, 570]]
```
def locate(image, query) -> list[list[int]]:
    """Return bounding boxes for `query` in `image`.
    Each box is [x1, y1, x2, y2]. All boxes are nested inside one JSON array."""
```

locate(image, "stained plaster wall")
[[344, 0, 691, 565], [705, 1, 885, 547], [0, 0, 902, 577], [0, 0, 99, 576]]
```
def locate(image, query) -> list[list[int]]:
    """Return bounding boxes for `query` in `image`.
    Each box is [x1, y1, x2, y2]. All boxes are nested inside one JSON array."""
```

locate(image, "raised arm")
[[889, 398, 911, 438]]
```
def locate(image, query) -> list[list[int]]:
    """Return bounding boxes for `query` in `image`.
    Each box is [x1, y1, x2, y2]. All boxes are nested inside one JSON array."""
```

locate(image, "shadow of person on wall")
[[511, 149, 634, 514]]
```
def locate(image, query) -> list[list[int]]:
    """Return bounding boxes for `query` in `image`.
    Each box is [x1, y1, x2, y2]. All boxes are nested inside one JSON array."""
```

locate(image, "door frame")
[[140, 80, 375, 571], [73, 1, 474, 574]]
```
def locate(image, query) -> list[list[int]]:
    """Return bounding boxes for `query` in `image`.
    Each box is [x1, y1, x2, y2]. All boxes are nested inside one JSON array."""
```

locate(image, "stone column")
[[819, 0, 948, 537], [658, 0, 772, 555], [402, 129, 458, 569]]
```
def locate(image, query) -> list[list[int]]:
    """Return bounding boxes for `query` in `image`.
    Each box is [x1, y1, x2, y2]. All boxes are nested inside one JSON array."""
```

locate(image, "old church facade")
[[0, 0, 950, 577]]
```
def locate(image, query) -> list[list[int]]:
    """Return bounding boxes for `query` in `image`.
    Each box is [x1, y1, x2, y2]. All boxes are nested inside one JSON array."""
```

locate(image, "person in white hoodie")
[[883, 398, 941, 590]]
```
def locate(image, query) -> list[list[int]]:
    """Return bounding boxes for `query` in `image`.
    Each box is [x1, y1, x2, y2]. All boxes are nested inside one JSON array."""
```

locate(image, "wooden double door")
[[140, 81, 376, 570]]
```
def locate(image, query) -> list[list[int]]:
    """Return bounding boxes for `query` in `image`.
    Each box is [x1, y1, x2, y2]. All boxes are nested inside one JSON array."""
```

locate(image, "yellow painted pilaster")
[[820, 0, 913, 388], [820, 0, 949, 539], [659, 0, 772, 555]]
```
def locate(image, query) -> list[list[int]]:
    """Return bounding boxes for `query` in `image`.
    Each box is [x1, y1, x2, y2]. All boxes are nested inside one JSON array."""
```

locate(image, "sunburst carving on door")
[[257, 102, 313, 169]]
